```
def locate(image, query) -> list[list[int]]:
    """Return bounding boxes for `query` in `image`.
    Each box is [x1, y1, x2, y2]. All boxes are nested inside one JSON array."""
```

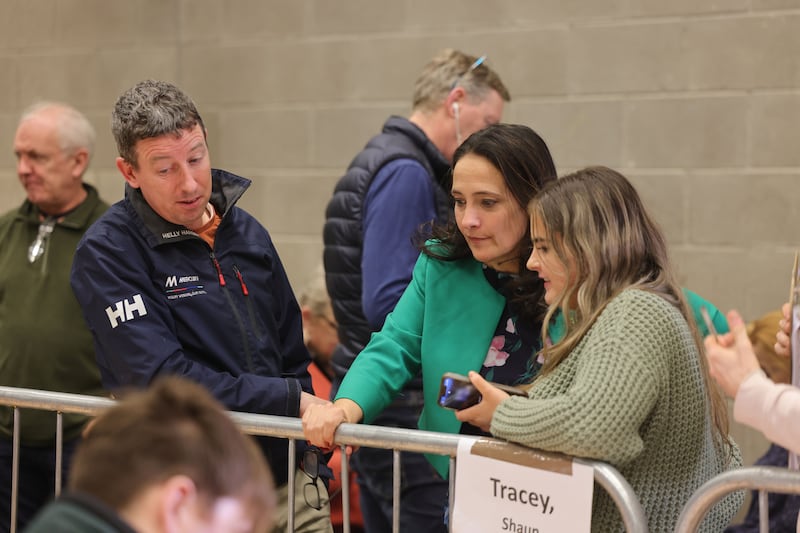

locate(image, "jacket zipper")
[[233, 264, 265, 340], [210, 252, 226, 286], [233, 264, 249, 295], [209, 252, 255, 373]]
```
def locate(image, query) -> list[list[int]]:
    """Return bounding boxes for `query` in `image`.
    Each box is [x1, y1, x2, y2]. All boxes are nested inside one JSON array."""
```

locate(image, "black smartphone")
[[437, 372, 526, 410]]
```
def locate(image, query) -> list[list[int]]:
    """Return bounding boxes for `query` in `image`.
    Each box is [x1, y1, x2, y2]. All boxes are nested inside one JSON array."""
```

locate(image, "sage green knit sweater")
[[491, 289, 743, 532]]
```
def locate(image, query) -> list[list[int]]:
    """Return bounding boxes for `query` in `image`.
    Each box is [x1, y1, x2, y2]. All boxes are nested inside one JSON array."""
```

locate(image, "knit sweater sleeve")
[[491, 290, 672, 467]]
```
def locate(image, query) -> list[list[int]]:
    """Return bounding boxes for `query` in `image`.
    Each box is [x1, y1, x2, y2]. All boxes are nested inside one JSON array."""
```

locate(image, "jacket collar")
[[125, 168, 251, 247], [59, 491, 138, 533], [16, 183, 101, 230], [384, 116, 450, 183]]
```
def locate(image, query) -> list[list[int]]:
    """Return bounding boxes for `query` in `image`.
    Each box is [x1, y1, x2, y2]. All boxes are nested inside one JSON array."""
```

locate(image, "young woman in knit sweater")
[[457, 166, 744, 532]]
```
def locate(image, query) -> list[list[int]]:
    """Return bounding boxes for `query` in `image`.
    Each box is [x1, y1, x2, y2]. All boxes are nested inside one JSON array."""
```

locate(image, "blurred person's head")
[[14, 101, 94, 216], [299, 272, 339, 367], [112, 80, 213, 231], [409, 49, 510, 162], [747, 309, 790, 384], [69, 376, 276, 533]]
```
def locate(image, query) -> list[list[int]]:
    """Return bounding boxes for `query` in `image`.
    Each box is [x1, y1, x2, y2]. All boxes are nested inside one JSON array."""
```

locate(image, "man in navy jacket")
[[70, 80, 332, 533]]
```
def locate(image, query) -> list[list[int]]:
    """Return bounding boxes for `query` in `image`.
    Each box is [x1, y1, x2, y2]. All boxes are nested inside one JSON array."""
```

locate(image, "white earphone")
[[453, 102, 462, 144]]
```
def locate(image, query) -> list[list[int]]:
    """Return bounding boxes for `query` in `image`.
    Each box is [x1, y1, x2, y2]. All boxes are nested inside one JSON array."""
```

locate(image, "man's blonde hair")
[[411, 49, 510, 113]]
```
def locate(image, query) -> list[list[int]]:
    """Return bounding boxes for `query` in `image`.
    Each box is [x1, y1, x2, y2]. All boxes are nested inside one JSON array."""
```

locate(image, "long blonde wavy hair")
[[530, 166, 730, 451]]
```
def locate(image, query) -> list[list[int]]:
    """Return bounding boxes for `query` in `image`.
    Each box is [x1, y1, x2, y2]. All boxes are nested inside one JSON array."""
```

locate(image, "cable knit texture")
[[491, 289, 743, 532]]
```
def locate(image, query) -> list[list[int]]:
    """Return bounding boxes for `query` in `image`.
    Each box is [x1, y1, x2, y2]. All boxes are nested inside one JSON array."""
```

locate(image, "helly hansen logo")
[[105, 294, 148, 329]]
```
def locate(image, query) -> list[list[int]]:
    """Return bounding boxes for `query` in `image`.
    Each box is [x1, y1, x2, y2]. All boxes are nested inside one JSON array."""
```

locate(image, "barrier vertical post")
[[54, 412, 63, 496], [392, 449, 401, 533], [10, 408, 19, 533], [287, 438, 296, 532]]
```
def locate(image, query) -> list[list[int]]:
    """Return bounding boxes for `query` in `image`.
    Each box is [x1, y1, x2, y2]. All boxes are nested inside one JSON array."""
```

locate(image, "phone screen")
[[438, 374, 481, 410]]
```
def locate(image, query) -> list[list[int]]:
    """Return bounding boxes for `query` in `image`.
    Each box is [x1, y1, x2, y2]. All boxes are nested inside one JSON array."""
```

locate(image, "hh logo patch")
[[105, 294, 148, 329]]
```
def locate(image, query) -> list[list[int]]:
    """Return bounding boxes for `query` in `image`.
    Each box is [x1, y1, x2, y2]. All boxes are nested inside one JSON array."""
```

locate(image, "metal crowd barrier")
[[0, 385, 648, 533], [675, 466, 800, 533]]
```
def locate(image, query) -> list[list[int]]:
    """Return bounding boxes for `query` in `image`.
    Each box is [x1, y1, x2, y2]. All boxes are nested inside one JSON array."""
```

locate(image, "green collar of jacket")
[[15, 184, 102, 230]]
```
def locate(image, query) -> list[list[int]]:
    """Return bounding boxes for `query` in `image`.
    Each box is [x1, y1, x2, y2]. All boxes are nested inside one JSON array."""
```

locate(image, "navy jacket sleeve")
[[362, 158, 437, 329], [69, 211, 311, 417]]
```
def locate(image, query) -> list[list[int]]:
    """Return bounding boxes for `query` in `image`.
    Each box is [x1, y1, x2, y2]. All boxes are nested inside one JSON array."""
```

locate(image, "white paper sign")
[[452, 439, 593, 533]]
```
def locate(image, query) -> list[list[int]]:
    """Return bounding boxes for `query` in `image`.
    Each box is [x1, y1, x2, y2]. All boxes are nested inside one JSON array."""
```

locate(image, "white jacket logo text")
[[105, 294, 148, 329]]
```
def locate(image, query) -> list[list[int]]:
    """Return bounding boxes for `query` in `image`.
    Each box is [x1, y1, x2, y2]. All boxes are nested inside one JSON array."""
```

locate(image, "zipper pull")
[[210, 252, 226, 286], [233, 265, 249, 296]]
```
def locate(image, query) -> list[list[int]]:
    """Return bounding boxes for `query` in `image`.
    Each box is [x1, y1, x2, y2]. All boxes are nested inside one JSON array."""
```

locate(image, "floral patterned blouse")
[[461, 266, 544, 435]]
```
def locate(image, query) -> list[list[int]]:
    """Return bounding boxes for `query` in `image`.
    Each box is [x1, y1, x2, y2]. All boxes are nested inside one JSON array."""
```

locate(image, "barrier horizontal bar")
[[0, 385, 648, 532], [0, 386, 115, 415], [675, 466, 800, 533]]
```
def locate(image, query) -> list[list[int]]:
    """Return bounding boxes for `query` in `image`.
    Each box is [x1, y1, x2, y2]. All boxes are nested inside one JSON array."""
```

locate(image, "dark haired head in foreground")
[[26, 377, 276, 533]]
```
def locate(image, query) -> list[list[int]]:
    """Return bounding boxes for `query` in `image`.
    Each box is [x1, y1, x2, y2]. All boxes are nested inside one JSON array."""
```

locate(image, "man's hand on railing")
[[299, 391, 330, 416], [302, 398, 363, 450]]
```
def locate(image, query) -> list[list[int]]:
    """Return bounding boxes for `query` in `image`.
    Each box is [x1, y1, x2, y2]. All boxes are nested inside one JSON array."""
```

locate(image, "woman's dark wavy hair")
[[417, 123, 557, 322]]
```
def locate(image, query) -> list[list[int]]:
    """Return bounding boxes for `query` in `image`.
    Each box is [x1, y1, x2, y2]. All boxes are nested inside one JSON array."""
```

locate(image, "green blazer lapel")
[[420, 259, 506, 466], [442, 262, 506, 375]]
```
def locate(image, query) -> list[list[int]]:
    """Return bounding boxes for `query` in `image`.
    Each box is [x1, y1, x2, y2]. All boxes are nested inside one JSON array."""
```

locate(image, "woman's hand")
[[704, 309, 762, 398], [454, 371, 509, 432], [302, 398, 363, 450]]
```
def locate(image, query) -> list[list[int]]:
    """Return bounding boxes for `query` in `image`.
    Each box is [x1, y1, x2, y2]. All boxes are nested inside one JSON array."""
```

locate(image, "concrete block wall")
[[1, 0, 797, 504]]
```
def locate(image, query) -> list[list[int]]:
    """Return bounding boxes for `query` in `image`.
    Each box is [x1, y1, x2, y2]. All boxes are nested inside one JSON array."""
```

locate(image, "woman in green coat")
[[303, 123, 557, 480]]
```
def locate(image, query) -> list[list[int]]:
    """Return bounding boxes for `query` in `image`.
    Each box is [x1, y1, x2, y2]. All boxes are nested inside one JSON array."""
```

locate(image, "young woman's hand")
[[454, 371, 509, 432]]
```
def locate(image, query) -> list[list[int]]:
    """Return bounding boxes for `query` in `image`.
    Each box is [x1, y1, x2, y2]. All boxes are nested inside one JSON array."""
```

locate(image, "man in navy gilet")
[[323, 49, 510, 532]]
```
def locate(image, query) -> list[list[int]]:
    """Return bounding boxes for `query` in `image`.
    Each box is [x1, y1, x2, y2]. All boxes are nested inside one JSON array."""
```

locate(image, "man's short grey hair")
[[411, 49, 510, 114], [112, 80, 206, 168], [20, 101, 96, 162]]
